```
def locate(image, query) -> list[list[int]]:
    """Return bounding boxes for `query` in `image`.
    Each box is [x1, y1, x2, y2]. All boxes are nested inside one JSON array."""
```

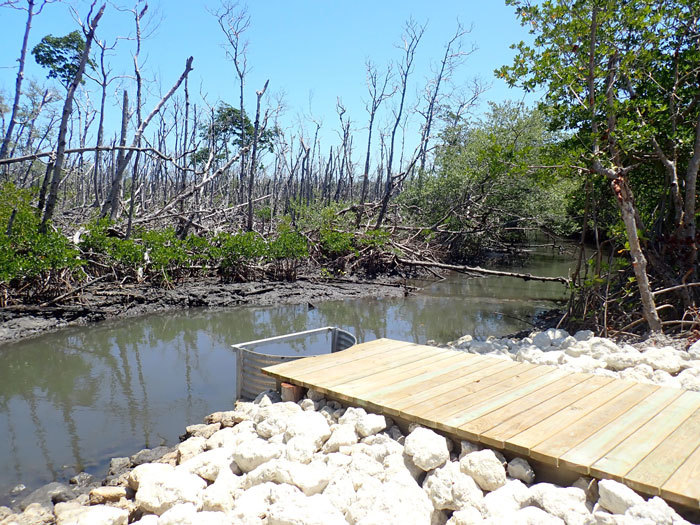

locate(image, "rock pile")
[[447, 329, 700, 391], [1, 329, 698, 524], [1, 382, 695, 524]]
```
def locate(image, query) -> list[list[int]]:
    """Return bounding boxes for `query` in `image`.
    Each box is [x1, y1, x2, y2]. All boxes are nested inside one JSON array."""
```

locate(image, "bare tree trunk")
[[102, 89, 129, 220], [41, 3, 105, 231], [246, 79, 268, 231], [0, 0, 38, 162]]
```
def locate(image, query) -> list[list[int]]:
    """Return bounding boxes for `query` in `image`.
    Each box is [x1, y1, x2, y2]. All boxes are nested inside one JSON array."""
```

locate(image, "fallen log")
[[396, 257, 570, 284]]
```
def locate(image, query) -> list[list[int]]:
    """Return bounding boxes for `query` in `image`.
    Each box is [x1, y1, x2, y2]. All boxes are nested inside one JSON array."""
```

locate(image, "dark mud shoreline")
[[0, 276, 408, 345]]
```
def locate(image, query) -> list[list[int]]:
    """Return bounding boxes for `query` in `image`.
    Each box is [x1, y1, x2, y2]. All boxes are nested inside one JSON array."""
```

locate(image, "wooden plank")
[[529, 383, 658, 468], [558, 387, 682, 473], [661, 443, 700, 508], [444, 368, 570, 429], [410, 364, 554, 424], [343, 352, 472, 399], [502, 378, 634, 457], [459, 372, 592, 442], [393, 361, 536, 417], [325, 346, 458, 390], [262, 338, 409, 378], [625, 406, 700, 497], [279, 342, 427, 386], [378, 357, 511, 409], [591, 390, 700, 480]]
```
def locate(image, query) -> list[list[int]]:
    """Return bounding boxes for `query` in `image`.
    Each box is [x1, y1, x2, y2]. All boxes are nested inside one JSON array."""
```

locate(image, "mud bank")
[[0, 277, 407, 345]]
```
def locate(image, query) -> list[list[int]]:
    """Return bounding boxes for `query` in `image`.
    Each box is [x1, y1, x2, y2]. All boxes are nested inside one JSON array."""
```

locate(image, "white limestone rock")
[[337, 406, 368, 425], [404, 426, 450, 471], [624, 496, 687, 525], [242, 458, 332, 496], [323, 476, 357, 516], [651, 369, 682, 388], [516, 345, 545, 364], [562, 355, 606, 373], [640, 346, 684, 374], [134, 469, 206, 516], [201, 468, 241, 513], [183, 423, 220, 439], [382, 451, 424, 483], [459, 449, 507, 492], [285, 435, 317, 464], [507, 457, 535, 485], [597, 479, 645, 515], [529, 483, 590, 525], [54, 502, 128, 525], [588, 338, 623, 359], [603, 347, 643, 371], [298, 398, 317, 411], [254, 401, 302, 439], [205, 420, 256, 449], [283, 410, 331, 449], [514, 506, 566, 524], [446, 505, 484, 525], [356, 413, 388, 437], [361, 433, 404, 460], [127, 463, 174, 491], [453, 334, 473, 350], [231, 437, 284, 472], [228, 482, 276, 524], [346, 479, 435, 525], [423, 460, 484, 511], [177, 447, 240, 481], [176, 437, 207, 464], [323, 423, 359, 453], [481, 479, 531, 520], [267, 492, 347, 525], [157, 503, 227, 525]]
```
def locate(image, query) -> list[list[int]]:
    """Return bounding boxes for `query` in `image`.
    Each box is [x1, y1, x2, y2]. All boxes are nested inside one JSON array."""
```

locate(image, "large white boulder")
[[177, 447, 240, 481], [346, 479, 435, 525], [285, 435, 317, 464], [323, 424, 359, 453], [423, 460, 484, 511], [481, 479, 531, 519], [201, 468, 241, 513], [54, 502, 128, 525], [446, 505, 484, 525], [232, 437, 284, 472], [514, 506, 566, 524], [529, 483, 590, 525], [229, 482, 275, 524], [134, 469, 206, 516], [242, 458, 332, 496], [597, 479, 645, 515], [640, 347, 684, 374], [157, 503, 227, 525], [283, 410, 331, 448], [176, 437, 207, 464], [356, 413, 388, 437], [459, 449, 507, 491], [254, 402, 303, 439], [624, 496, 686, 525], [404, 427, 450, 471], [127, 463, 174, 491], [323, 476, 357, 516], [205, 420, 256, 450], [267, 492, 347, 525], [603, 347, 643, 371]]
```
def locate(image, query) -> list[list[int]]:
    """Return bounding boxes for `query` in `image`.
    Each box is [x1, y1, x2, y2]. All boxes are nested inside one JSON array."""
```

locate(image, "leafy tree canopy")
[[32, 30, 96, 87]]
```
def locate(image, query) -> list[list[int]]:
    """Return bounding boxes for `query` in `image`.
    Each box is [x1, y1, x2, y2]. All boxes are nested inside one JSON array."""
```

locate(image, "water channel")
[[0, 246, 574, 504]]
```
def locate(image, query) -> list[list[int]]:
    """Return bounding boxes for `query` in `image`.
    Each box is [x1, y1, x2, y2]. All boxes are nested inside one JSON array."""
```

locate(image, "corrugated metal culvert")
[[232, 326, 356, 400]]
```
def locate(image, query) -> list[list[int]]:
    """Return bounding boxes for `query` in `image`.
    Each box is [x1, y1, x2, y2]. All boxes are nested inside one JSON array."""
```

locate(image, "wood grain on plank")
[[625, 406, 700, 497], [590, 390, 700, 480], [503, 379, 635, 457], [558, 387, 682, 473], [661, 443, 700, 508], [529, 383, 658, 468]]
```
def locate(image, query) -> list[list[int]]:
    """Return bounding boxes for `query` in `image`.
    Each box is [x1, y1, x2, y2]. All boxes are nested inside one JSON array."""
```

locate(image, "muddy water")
[[0, 247, 573, 505]]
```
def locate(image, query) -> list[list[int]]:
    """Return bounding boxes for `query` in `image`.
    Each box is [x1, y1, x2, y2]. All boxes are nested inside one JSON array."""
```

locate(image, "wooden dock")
[[262, 338, 700, 509]]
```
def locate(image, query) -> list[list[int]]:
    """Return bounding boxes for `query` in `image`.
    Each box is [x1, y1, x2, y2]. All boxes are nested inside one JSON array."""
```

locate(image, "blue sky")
[[0, 1, 535, 158]]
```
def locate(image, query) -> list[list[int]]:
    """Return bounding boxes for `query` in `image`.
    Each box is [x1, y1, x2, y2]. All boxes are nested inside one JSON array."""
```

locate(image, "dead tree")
[[0, 0, 53, 163], [375, 19, 425, 229], [40, 2, 105, 231], [246, 79, 269, 231]]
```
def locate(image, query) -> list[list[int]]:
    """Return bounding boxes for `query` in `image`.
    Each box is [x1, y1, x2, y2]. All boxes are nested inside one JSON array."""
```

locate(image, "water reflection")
[[0, 247, 572, 504]]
